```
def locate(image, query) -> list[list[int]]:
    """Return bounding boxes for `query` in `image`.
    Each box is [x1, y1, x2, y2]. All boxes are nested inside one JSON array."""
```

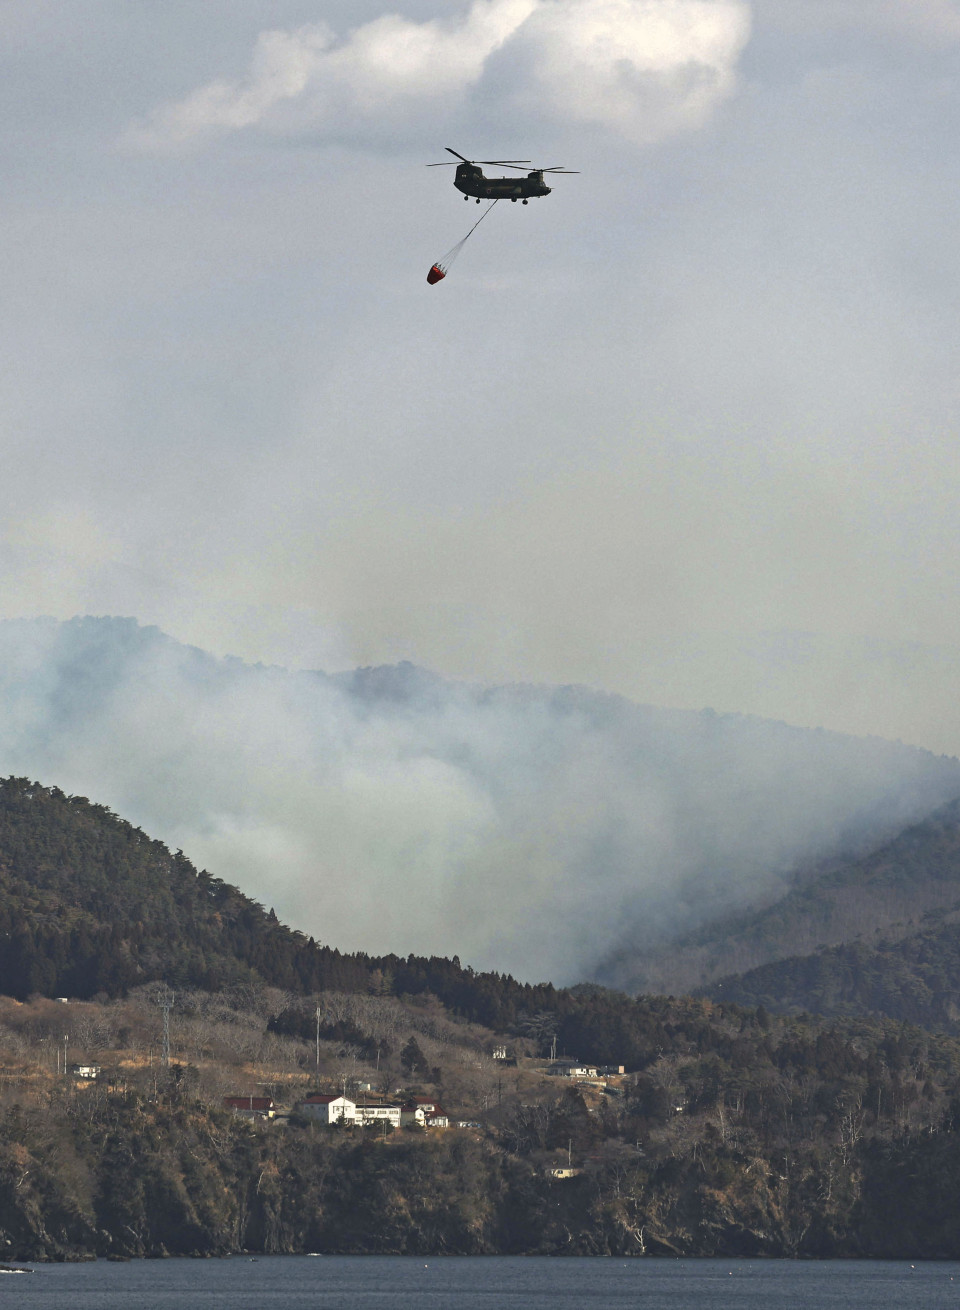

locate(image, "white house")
[[355, 1103, 401, 1128], [548, 1061, 598, 1079], [69, 1063, 101, 1080], [400, 1098, 449, 1128], [297, 1094, 356, 1124]]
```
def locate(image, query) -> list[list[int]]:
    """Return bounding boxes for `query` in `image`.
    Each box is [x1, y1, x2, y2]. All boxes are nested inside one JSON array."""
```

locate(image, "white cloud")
[[155, 25, 336, 137], [500, 0, 752, 142], [128, 0, 751, 150]]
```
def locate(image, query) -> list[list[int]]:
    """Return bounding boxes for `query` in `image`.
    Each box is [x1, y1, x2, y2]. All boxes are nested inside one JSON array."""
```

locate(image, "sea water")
[[7, 1256, 960, 1309]]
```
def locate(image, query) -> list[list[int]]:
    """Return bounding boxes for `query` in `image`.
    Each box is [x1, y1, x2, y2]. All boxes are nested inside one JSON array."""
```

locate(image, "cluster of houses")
[[223, 1091, 477, 1130], [223, 1053, 630, 1129]]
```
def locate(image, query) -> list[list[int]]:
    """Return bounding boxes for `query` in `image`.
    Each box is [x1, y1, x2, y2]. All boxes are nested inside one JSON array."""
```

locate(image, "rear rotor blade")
[[541, 167, 580, 173]]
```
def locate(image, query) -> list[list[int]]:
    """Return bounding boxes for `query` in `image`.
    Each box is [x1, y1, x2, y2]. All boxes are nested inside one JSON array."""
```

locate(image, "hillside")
[[3, 615, 960, 985], [702, 915, 960, 1029], [7, 778, 960, 1258], [602, 796, 960, 998], [0, 775, 365, 999], [6, 961, 960, 1259], [0, 773, 776, 1067], [0, 774, 563, 1028]]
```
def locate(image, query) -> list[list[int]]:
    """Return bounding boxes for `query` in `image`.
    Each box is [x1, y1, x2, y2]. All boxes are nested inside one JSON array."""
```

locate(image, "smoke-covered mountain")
[[658, 794, 960, 1028], [601, 794, 960, 998], [1, 615, 959, 985]]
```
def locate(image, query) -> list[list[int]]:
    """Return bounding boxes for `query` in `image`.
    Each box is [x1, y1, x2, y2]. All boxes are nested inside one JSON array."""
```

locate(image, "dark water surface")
[[8, 1256, 960, 1309]]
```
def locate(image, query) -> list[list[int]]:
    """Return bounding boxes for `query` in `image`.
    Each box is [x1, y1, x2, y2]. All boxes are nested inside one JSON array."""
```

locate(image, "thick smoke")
[[1, 615, 959, 985]]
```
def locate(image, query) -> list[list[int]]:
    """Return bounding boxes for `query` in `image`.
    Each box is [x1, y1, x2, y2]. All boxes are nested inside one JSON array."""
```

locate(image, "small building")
[[596, 1064, 626, 1076], [408, 1096, 440, 1114], [400, 1097, 449, 1128], [546, 1167, 581, 1180], [355, 1102, 401, 1128], [68, 1063, 101, 1080], [297, 1094, 356, 1124], [224, 1095, 276, 1121], [548, 1061, 598, 1079]]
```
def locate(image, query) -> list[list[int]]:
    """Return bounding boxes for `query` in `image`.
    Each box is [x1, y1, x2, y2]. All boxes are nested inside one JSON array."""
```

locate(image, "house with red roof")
[[224, 1095, 275, 1121], [296, 1093, 356, 1124]]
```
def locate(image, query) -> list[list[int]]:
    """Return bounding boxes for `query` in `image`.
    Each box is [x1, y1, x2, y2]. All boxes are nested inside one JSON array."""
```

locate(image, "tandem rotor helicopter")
[[424, 147, 578, 283], [427, 147, 579, 204]]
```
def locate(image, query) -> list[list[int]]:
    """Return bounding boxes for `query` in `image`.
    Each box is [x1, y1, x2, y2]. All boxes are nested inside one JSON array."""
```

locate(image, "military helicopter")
[[427, 147, 578, 203]]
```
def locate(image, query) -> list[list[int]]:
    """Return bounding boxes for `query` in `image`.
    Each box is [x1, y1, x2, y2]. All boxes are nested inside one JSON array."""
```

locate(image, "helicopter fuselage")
[[454, 163, 552, 200]]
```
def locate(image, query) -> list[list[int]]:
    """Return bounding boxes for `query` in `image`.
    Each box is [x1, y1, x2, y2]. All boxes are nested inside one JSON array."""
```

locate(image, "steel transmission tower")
[[156, 985, 175, 1068]]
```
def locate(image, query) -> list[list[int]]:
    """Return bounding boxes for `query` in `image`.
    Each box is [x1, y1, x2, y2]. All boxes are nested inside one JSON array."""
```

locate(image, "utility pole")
[[316, 1006, 322, 1087], [156, 985, 175, 1068]]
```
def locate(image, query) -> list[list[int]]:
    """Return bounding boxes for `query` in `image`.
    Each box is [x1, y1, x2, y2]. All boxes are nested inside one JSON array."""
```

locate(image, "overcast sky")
[[2, 0, 960, 752]]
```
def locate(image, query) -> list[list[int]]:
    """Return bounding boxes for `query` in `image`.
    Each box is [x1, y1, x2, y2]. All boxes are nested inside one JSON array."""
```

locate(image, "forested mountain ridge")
[[0, 775, 350, 998], [0, 775, 557, 1023], [12, 771, 960, 1047], [0, 774, 693, 1065], [702, 914, 960, 1028]]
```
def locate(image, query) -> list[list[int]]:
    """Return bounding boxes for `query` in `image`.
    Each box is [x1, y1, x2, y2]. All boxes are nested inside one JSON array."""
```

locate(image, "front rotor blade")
[[445, 147, 471, 162]]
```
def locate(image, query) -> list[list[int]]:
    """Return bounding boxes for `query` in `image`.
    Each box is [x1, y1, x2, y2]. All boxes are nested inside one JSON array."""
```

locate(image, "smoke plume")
[[1, 616, 958, 984]]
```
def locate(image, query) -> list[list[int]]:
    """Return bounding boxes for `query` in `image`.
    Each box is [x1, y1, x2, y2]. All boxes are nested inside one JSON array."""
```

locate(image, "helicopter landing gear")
[[522, 199, 528, 204], [476, 198, 481, 204]]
